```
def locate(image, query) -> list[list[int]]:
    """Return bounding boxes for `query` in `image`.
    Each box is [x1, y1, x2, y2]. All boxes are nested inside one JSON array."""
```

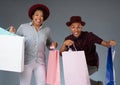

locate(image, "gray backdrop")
[[0, 0, 120, 85]]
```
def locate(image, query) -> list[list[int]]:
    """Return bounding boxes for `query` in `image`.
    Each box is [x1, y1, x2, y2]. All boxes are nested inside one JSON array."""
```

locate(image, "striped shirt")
[[16, 22, 52, 65]]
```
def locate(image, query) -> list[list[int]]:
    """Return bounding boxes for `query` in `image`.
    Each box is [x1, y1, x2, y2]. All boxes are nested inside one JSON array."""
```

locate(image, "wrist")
[[106, 42, 111, 47], [62, 44, 67, 50]]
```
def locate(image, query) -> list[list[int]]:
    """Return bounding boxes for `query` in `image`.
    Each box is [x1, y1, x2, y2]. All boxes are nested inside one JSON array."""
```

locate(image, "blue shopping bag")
[[106, 47, 115, 85]]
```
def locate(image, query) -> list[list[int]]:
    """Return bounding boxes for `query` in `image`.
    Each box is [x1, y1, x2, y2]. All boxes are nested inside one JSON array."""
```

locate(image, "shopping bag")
[[62, 50, 90, 85], [0, 27, 15, 35], [106, 47, 116, 85], [46, 50, 60, 85], [0, 27, 24, 72]]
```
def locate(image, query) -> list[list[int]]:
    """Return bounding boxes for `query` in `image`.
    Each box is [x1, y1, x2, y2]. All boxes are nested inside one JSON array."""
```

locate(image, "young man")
[[60, 16, 116, 85]]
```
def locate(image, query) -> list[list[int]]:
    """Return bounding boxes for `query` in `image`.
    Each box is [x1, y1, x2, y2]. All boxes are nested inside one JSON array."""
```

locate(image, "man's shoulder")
[[65, 34, 73, 40], [82, 31, 93, 36]]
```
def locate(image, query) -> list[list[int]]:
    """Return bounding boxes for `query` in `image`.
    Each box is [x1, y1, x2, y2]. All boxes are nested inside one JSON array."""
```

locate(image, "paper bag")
[[62, 51, 90, 85], [0, 35, 24, 72], [46, 50, 60, 85], [106, 47, 115, 85]]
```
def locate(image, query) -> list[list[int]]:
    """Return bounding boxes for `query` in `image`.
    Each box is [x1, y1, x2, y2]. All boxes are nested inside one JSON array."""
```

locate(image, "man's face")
[[69, 22, 83, 38]]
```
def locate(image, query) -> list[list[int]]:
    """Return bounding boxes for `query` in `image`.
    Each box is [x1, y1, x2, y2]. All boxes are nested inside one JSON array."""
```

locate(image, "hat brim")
[[66, 21, 86, 26], [28, 4, 50, 21]]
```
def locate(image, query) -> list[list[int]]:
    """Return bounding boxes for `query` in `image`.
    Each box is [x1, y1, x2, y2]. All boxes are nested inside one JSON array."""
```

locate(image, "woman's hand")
[[50, 42, 58, 49], [9, 26, 16, 33]]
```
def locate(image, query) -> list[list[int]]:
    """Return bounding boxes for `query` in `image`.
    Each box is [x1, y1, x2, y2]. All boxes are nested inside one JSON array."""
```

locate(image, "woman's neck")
[[33, 23, 42, 32]]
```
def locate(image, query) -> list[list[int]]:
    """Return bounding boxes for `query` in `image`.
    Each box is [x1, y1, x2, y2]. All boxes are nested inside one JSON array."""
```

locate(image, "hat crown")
[[70, 16, 82, 22], [66, 16, 85, 26], [28, 4, 50, 21]]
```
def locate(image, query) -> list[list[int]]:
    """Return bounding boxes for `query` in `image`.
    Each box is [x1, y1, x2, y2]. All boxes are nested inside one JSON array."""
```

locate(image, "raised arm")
[[101, 40, 116, 47]]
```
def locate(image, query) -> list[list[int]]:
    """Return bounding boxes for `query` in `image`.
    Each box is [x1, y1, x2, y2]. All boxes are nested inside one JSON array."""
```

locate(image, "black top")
[[65, 31, 103, 68]]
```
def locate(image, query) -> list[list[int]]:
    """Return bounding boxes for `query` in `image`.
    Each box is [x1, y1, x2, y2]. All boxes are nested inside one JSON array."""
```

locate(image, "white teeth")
[[37, 20, 40, 22], [35, 19, 40, 22], [74, 32, 78, 35]]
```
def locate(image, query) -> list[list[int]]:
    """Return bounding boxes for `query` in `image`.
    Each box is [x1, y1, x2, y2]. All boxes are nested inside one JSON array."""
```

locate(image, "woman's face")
[[32, 10, 44, 27], [69, 22, 83, 38]]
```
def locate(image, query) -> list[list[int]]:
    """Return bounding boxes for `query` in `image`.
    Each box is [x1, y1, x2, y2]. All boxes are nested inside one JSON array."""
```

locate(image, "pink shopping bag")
[[46, 50, 60, 85], [62, 51, 90, 85]]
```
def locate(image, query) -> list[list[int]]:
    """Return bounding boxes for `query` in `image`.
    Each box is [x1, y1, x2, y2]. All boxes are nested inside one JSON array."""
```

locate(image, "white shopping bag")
[[0, 27, 24, 72], [62, 50, 90, 85]]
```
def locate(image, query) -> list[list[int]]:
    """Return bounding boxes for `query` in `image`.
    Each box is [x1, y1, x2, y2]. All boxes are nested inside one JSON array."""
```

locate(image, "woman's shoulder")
[[19, 22, 31, 27], [42, 26, 51, 32]]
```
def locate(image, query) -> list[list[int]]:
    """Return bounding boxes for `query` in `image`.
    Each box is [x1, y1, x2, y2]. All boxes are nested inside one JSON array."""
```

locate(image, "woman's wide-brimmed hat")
[[66, 16, 86, 26], [28, 4, 50, 21]]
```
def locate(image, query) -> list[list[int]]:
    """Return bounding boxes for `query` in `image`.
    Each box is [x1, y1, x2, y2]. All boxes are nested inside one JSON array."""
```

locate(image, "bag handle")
[[73, 44, 77, 51], [68, 44, 77, 51]]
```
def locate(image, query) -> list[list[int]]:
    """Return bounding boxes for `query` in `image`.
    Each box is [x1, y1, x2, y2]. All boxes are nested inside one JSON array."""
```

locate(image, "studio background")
[[0, 0, 119, 85]]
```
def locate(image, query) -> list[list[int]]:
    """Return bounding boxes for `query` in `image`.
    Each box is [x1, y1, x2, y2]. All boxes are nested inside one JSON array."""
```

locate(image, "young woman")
[[9, 4, 57, 85]]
